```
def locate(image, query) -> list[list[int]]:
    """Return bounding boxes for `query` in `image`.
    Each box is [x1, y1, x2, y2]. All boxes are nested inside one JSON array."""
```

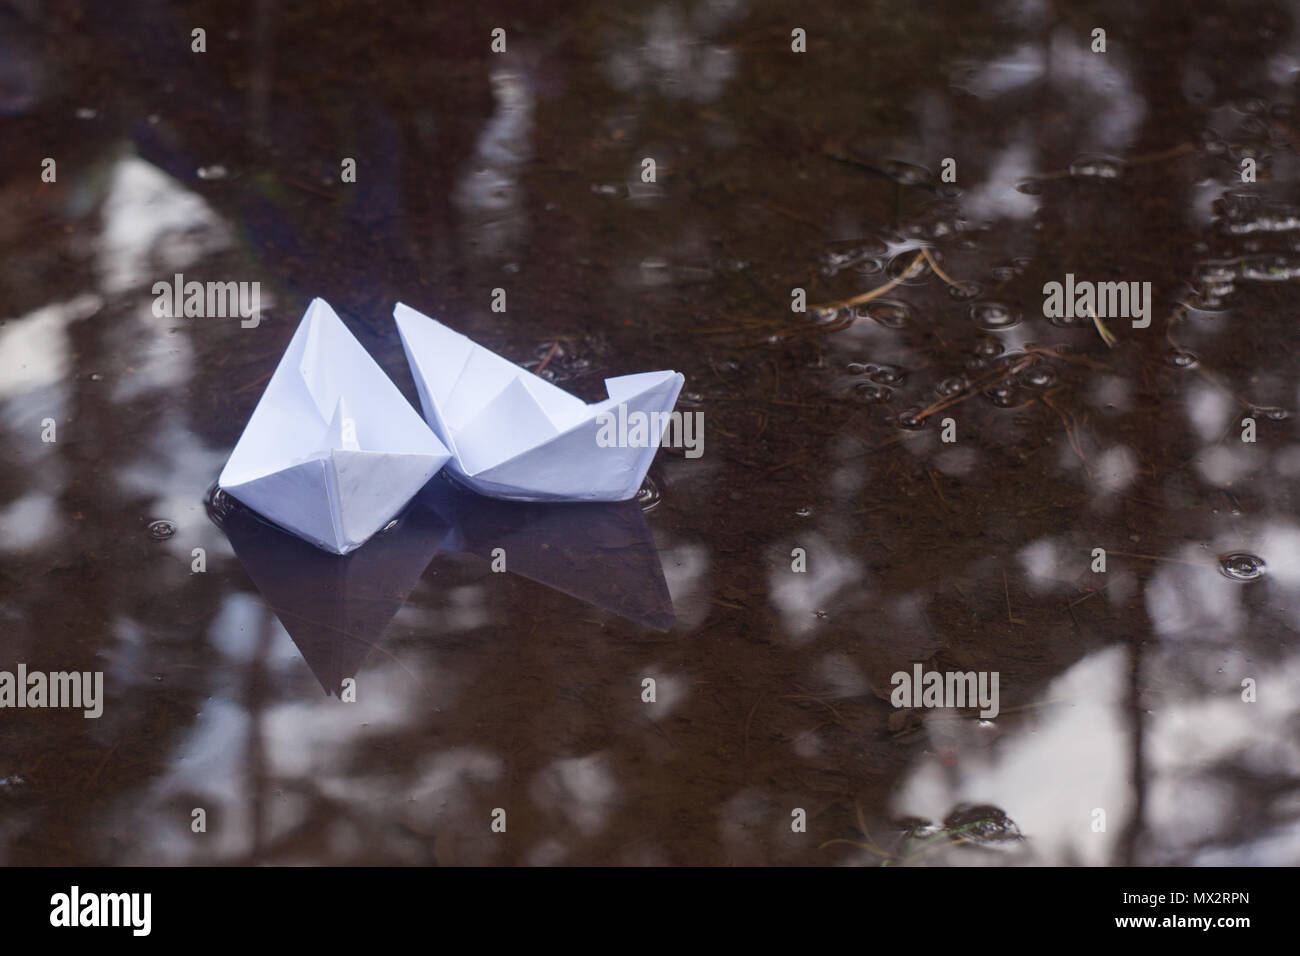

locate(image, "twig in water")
[[534, 341, 560, 375], [1004, 570, 1027, 626], [1090, 306, 1117, 348], [809, 251, 926, 313]]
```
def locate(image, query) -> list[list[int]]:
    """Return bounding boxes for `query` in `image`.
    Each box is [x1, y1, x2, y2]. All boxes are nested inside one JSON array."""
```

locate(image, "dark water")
[[2, 0, 1298, 865]]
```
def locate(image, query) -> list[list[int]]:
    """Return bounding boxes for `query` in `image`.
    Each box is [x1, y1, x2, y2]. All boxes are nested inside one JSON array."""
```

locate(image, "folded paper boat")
[[394, 302, 685, 501], [219, 299, 451, 554]]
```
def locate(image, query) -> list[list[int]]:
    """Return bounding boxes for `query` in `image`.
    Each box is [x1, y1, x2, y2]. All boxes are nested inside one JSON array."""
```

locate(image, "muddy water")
[[1, 0, 1298, 865]]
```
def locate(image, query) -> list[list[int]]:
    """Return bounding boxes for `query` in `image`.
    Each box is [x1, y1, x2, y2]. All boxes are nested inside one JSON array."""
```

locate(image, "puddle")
[[0, 0, 1297, 866]]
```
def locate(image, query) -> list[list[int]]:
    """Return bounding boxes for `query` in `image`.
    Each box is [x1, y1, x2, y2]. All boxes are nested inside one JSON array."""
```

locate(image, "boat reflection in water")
[[418, 475, 675, 633], [210, 476, 675, 695], [211, 485, 451, 696]]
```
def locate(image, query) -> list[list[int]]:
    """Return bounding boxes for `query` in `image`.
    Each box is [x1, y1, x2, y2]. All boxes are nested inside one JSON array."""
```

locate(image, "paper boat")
[[219, 298, 451, 554], [394, 302, 684, 502]]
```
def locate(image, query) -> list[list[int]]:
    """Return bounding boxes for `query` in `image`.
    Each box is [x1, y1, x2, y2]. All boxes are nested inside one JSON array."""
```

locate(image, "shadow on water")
[[1, 0, 1299, 864]]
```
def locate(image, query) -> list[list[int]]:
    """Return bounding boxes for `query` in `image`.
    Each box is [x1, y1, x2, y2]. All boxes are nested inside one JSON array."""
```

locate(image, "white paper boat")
[[394, 302, 684, 502], [219, 298, 451, 554]]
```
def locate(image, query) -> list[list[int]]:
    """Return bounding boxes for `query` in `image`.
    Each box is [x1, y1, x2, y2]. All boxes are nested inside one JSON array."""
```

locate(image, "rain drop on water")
[[636, 476, 661, 511], [852, 382, 893, 404], [856, 299, 913, 329], [971, 302, 1020, 330], [1166, 349, 1200, 369], [1019, 366, 1058, 389], [935, 376, 967, 397], [867, 364, 905, 387], [886, 252, 932, 284], [148, 519, 177, 540], [1218, 552, 1266, 581], [821, 245, 885, 276], [985, 385, 1020, 408], [897, 408, 928, 430]]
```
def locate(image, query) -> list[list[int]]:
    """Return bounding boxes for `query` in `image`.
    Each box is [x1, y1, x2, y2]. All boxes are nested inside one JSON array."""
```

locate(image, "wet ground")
[[1, 0, 1299, 865]]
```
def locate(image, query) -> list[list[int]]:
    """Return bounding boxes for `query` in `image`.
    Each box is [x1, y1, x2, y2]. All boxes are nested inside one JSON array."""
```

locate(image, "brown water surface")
[[1, 0, 1298, 865]]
